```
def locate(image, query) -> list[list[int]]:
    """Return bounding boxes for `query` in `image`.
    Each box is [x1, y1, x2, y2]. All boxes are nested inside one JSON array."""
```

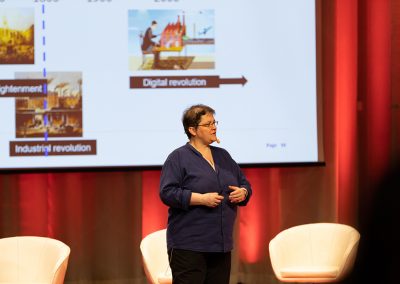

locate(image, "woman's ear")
[[188, 126, 197, 137]]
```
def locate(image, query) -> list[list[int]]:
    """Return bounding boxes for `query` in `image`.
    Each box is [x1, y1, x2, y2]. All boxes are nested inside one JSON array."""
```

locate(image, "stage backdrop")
[[1, 0, 399, 283]]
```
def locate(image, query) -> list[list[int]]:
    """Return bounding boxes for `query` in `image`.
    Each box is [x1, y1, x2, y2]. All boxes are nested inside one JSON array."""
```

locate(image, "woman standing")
[[160, 104, 252, 284]]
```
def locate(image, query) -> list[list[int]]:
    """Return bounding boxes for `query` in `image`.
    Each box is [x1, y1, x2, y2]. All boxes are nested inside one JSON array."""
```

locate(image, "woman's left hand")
[[228, 186, 247, 203]]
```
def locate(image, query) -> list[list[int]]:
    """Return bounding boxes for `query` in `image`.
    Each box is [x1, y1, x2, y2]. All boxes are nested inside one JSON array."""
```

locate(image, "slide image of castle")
[[15, 72, 83, 138], [128, 10, 215, 71], [0, 8, 34, 65]]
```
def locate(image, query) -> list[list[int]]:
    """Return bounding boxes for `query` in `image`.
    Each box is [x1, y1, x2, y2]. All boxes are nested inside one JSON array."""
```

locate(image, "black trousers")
[[168, 249, 231, 284]]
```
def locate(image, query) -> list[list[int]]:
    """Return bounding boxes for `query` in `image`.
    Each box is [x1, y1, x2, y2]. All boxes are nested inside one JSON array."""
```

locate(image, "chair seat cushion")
[[280, 266, 339, 278]]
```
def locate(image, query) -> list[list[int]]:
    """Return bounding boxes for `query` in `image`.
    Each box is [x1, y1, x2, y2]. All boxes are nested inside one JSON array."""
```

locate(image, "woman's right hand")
[[202, 192, 224, 208], [190, 192, 224, 207]]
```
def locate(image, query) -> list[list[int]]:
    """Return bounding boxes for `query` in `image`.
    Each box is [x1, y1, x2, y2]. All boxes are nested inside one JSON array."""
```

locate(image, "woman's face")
[[192, 113, 218, 145]]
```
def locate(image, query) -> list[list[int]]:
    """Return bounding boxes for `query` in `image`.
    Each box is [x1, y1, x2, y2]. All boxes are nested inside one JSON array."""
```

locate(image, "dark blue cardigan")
[[159, 143, 252, 252]]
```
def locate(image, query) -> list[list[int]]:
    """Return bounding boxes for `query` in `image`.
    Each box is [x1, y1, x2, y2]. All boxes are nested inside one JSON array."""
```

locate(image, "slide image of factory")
[[15, 72, 83, 138], [0, 8, 34, 65], [128, 9, 215, 71]]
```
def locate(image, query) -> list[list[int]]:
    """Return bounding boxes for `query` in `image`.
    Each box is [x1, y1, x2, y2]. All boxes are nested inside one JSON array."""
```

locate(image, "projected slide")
[[0, 0, 318, 170]]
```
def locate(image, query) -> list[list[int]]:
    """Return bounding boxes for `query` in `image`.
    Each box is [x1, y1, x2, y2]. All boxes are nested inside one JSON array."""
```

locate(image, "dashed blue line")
[[42, 4, 48, 155]]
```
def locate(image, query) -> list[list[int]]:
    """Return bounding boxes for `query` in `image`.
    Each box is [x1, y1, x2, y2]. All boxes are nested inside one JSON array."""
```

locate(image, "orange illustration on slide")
[[128, 10, 215, 71], [0, 8, 34, 65], [15, 72, 83, 138]]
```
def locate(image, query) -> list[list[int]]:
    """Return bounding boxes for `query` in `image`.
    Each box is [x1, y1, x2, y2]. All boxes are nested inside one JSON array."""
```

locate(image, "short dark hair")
[[151, 20, 157, 25], [182, 104, 215, 139]]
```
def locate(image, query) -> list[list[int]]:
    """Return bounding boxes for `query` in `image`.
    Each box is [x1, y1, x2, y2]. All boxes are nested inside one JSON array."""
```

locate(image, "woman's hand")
[[190, 192, 224, 207], [202, 192, 224, 207], [228, 186, 247, 203]]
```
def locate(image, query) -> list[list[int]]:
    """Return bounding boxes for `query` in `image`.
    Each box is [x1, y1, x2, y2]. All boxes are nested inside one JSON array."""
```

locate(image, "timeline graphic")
[[0, 2, 96, 158], [0, 0, 318, 169]]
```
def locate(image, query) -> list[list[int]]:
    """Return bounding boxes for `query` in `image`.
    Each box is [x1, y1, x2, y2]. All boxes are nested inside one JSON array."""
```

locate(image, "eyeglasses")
[[197, 121, 218, 128]]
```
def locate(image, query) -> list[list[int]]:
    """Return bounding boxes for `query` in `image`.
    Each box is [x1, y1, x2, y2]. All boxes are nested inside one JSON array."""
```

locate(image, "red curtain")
[[1, 1, 398, 283], [334, 0, 359, 224], [359, 0, 393, 215]]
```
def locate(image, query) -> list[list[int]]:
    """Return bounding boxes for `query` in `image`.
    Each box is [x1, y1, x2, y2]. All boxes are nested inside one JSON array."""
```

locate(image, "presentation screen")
[[0, 0, 319, 170]]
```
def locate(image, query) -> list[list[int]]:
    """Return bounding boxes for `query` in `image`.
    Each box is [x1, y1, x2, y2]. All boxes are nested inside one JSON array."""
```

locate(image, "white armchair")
[[140, 229, 172, 284], [269, 223, 360, 283], [0, 236, 70, 284]]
